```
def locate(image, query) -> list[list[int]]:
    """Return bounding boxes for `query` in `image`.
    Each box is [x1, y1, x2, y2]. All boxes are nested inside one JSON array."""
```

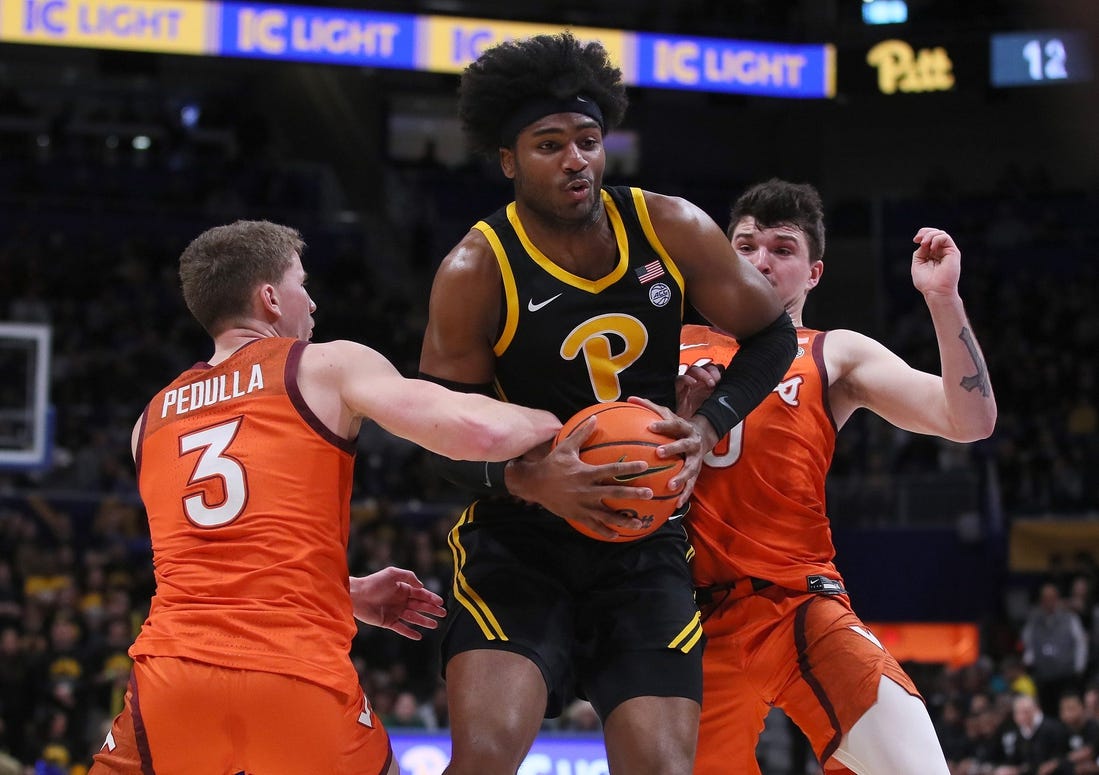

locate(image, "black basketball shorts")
[[442, 499, 705, 719]]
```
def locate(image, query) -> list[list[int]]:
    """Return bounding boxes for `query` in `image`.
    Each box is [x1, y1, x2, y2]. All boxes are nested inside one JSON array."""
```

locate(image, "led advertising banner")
[[634, 31, 835, 98], [416, 15, 630, 80], [0, 0, 213, 54], [0, 0, 836, 99], [390, 730, 608, 775], [219, 1, 416, 66]]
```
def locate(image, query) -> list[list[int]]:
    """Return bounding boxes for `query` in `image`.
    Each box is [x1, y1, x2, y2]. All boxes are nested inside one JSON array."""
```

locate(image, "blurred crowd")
[[1, 71, 1098, 774], [929, 563, 1099, 775]]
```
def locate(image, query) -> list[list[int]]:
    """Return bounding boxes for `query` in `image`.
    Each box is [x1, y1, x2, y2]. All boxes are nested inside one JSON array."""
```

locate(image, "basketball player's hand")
[[627, 396, 706, 507], [911, 227, 962, 299], [350, 567, 447, 640], [508, 416, 651, 540], [675, 364, 721, 418]]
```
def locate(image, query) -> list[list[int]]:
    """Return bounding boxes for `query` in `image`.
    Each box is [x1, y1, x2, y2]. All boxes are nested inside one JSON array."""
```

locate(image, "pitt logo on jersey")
[[561, 314, 648, 402]]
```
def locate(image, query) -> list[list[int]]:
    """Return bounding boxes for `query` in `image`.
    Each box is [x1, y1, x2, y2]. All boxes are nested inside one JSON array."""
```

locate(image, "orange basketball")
[[553, 401, 684, 542]]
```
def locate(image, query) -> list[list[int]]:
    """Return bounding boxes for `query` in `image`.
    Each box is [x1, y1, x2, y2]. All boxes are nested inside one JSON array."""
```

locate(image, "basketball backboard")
[[0, 322, 52, 470]]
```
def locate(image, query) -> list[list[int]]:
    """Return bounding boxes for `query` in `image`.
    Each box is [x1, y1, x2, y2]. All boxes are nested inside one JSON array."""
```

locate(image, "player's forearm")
[[926, 292, 997, 441], [443, 395, 560, 461], [413, 372, 560, 462], [480, 400, 561, 460]]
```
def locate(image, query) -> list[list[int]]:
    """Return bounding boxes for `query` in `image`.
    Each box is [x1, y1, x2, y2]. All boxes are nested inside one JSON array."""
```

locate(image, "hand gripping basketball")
[[552, 401, 685, 542]]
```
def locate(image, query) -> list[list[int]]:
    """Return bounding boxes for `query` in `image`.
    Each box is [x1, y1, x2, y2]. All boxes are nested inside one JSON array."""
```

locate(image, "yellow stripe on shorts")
[[668, 612, 703, 653], [448, 504, 508, 641]]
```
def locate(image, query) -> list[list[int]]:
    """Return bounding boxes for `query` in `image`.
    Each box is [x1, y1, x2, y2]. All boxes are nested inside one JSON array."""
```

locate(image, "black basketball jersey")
[[477, 186, 685, 422]]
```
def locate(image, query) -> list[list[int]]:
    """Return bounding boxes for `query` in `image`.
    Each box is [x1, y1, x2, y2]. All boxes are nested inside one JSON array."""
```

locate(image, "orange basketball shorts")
[[90, 656, 392, 775], [694, 587, 919, 775]]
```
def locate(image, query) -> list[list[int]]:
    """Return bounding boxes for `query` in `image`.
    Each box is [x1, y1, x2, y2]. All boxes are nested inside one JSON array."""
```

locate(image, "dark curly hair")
[[458, 32, 629, 155], [728, 179, 826, 263]]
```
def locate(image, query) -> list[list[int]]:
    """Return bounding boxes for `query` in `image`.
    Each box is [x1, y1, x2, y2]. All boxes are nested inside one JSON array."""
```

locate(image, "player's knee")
[[607, 726, 698, 775], [836, 677, 949, 775], [445, 747, 526, 775], [447, 726, 534, 774]]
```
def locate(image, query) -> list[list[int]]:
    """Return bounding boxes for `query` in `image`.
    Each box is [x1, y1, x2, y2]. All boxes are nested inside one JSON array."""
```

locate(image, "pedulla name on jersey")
[[161, 364, 265, 418]]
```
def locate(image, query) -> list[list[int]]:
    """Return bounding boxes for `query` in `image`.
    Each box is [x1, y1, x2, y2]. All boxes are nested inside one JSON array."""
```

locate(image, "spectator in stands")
[[384, 690, 430, 729], [1055, 690, 1099, 775], [0, 560, 21, 626], [938, 696, 971, 768], [0, 624, 34, 763], [1002, 655, 1040, 700], [955, 698, 1008, 775], [1084, 684, 1099, 722], [1022, 582, 1089, 717], [992, 693, 1068, 775]]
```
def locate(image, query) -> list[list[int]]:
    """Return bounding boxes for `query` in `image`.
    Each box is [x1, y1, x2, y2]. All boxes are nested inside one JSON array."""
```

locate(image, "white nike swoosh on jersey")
[[527, 294, 563, 312], [679, 343, 708, 350]]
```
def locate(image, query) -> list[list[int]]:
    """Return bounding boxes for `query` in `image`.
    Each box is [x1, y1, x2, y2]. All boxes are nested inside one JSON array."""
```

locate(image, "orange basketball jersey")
[[130, 337, 360, 697], [680, 324, 840, 590]]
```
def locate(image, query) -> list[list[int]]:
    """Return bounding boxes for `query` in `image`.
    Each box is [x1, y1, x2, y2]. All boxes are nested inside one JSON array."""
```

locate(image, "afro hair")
[[458, 31, 629, 155]]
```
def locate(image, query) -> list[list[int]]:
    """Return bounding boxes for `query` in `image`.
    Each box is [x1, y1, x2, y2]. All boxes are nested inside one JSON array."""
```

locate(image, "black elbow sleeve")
[[695, 312, 797, 438], [427, 456, 510, 495]]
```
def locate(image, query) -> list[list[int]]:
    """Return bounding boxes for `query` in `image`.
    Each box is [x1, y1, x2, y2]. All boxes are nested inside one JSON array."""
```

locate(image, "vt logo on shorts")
[[849, 625, 884, 651]]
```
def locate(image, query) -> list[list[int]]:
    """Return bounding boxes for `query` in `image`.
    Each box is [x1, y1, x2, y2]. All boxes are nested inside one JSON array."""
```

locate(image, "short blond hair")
[[179, 220, 305, 335]]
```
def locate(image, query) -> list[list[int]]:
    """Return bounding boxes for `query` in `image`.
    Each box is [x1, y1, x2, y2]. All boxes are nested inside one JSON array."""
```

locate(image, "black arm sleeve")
[[416, 372, 511, 495], [694, 312, 797, 438]]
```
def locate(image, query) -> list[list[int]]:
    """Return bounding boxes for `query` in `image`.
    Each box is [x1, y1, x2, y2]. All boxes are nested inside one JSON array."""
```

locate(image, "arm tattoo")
[[958, 327, 991, 397]]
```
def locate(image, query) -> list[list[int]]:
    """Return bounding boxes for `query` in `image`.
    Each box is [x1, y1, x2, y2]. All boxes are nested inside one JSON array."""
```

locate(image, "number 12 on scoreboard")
[[990, 30, 1093, 88]]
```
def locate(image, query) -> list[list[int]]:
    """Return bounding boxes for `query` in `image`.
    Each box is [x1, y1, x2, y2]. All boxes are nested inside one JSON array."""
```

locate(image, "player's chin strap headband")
[[499, 94, 605, 147]]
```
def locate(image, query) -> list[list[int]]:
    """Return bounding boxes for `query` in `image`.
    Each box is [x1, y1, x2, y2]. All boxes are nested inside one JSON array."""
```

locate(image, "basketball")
[[553, 401, 685, 542]]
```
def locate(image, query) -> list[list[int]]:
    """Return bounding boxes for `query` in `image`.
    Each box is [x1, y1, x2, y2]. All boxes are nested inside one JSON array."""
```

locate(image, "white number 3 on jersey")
[[179, 418, 248, 527]]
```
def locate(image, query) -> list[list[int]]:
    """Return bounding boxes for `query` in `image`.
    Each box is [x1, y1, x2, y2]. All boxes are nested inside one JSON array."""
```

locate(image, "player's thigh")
[[577, 527, 704, 718], [235, 671, 392, 775], [444, 648, 548, 772], [90, 670, 161, 774], [444, 513, 578, 715], [695, 631, 770, 775], [776, 596, 919, 766]]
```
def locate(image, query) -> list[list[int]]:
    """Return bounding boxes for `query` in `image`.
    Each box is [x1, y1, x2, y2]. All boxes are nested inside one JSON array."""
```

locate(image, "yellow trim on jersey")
[[505, 195, 629, 293], [474, 221, 520, 357], [631, 188, 686, 316], [668, 612, 704, 653], [448, 504, 508, 641]]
